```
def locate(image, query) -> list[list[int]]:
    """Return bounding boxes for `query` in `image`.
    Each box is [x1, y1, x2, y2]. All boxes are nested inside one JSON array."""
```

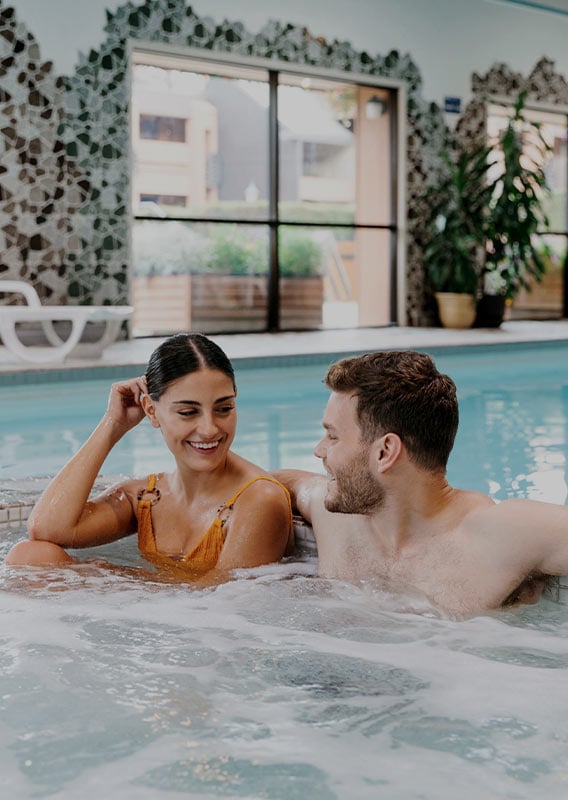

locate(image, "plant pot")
[[435, 292, 476, 329], [474, 294, 506, 328]]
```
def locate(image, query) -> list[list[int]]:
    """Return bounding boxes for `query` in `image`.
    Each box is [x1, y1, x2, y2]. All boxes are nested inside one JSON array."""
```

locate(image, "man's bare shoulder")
[[460, 495, 568, 573], [442, 488, 495, 527], [463, 495, 568, 526]]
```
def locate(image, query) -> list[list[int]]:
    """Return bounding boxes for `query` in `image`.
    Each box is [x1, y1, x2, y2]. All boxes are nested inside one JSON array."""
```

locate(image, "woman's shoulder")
[[226, 457, 290, 505], [227, 478, 292, 533], [101, 473, 164, 504]]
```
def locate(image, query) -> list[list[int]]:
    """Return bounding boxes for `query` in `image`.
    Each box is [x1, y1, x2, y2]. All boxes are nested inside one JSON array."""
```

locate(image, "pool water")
[[0, 363, 329, 481], [1, 343, 568, 798], [0, 536, 567, 799], [1, 343, 568, 504]]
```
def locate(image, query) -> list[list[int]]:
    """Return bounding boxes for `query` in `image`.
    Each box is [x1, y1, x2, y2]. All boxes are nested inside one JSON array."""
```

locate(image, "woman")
[[6, 333, 294, 581]]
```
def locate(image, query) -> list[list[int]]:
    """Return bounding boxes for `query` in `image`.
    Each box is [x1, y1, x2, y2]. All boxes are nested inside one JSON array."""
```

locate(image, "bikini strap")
[[221, 475, 292, 513], [137, 473, 161, 506]]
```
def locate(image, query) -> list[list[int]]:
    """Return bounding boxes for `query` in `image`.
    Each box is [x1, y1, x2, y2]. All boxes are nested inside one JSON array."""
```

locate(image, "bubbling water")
[[1, 524, 568, 799]]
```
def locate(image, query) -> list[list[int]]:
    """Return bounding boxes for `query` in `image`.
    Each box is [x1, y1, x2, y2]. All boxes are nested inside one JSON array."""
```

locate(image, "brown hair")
[[325, 350, 458, 471]]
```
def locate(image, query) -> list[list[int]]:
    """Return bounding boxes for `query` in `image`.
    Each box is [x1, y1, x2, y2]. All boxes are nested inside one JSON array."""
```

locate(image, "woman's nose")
[[197, 412, 219, 437]]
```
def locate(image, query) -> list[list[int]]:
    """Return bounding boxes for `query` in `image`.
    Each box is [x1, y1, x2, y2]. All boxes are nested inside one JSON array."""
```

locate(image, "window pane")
[[278, 226, 392, 330], [131, 220, 269, 335], [131, 54, 400, 334], [139, 114, 186, 142], [278, 76, 392, 227], [541, 116, 567, 232], [132, 62, 270, 220], [487, 105, 567, 320], [487, 105, 567, 232], [511, 233, 566, 320]]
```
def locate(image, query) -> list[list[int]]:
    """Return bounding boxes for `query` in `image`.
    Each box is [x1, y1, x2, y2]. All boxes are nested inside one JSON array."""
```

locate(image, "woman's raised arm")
[[26, 377, 148, 548]]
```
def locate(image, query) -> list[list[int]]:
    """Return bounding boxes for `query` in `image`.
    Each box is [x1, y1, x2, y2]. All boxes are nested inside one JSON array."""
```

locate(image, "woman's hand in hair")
[[104, 376, 148, 434]]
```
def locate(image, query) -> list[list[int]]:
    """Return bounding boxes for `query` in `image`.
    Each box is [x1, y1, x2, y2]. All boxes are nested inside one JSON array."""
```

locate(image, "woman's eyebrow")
[[171, 394, 236, 406]]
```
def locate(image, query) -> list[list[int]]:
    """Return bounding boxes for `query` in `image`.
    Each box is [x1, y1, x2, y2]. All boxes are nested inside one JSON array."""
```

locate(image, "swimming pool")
[[1, 342, 568, 798], [1, 342, 568, 503], [0, 361, 327, 482]]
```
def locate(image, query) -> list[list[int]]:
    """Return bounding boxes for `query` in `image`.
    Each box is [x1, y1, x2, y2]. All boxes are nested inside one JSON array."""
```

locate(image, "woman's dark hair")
[[145, 333, 235, 400]]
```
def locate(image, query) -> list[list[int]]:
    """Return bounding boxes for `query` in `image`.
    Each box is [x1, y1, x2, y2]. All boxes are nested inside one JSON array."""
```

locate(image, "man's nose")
[[314, 438, 325, 460]]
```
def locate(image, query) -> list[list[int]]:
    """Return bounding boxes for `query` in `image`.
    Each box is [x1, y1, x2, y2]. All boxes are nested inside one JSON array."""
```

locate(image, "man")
[[273, 350, 568, 616]]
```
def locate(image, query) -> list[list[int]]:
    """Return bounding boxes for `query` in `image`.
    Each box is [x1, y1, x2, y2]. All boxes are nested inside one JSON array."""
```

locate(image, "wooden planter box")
[[191, 274, 324, 332], [512, 269, 563, 315], [132, 274, 192, 335], [280, 276, 324, 329], [132, 274, 323, 335]]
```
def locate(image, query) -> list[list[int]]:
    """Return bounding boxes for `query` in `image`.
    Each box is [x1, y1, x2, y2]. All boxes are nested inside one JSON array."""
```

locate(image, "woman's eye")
[[178, 410, 197, 417], [216, 405, 235, 414]]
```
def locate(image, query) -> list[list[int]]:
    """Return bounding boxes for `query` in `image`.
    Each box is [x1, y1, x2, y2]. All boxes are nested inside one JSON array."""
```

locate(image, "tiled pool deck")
[[3, 319, 568, 521]]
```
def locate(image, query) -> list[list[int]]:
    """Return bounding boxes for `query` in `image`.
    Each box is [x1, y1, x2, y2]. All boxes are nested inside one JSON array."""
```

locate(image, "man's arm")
[[473, 498, 568, 577], [271, 469, 326, 524], [509, 499, 568, 576]]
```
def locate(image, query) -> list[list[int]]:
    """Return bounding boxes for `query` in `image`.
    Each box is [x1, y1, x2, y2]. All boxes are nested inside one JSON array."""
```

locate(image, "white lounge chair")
[[0, 281, 134, 364]]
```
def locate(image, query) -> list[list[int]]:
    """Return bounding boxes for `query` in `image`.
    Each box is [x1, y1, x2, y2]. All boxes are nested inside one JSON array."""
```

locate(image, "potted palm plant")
[[424, 142, 495, 328], [476, 91, 551, 327]]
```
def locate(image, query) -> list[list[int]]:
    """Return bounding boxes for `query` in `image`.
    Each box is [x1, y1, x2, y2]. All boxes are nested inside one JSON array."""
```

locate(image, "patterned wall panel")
[[457, 57, 568, 159], [1, 0, 450, 322], [0, 4, 90, 303]]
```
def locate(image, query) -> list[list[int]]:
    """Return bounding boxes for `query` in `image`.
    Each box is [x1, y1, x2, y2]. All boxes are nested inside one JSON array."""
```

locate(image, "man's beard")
[[324, 450, 384, 514]]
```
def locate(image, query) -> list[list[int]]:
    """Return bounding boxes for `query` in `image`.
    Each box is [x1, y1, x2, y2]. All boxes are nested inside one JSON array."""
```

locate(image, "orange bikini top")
[[136, 473, 292, 575]]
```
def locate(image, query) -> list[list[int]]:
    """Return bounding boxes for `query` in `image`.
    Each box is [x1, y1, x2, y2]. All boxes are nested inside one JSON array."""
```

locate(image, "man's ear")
[[141, 394, 161, 428], [374, 433, 402, 473]]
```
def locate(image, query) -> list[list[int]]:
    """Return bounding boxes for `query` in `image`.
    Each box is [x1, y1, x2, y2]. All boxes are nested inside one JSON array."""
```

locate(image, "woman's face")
[[145, 368, 237, 471]]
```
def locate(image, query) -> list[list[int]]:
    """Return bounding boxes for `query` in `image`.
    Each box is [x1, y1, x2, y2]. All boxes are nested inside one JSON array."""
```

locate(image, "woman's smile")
[[187, 438, 223, 453]]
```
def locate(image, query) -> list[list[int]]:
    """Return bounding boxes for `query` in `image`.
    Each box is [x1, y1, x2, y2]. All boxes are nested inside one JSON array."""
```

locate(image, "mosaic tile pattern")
[[459, 57, 568, 155], [0, 0, 455, 323], [0, 3, 90, 303]]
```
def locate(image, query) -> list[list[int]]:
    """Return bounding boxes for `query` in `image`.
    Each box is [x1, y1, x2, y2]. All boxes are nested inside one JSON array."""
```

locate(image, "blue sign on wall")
[[444, 96, 462, 114]]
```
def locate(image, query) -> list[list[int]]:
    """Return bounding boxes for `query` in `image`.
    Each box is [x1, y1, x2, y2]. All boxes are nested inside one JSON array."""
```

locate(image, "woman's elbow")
[[27, 519, 47, 541], [27, 517, 60, 542]]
